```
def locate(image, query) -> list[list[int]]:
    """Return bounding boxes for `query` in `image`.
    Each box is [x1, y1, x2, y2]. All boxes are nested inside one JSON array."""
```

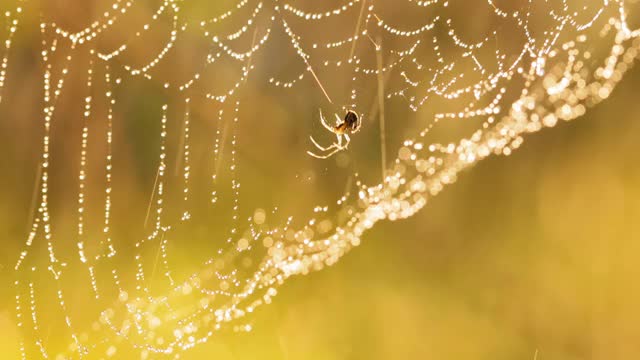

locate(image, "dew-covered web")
[[2, 0, 640, 358]]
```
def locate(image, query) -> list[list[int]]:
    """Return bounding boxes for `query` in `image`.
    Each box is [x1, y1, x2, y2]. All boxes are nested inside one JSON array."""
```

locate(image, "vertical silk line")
[[376, 36, 387, 180]]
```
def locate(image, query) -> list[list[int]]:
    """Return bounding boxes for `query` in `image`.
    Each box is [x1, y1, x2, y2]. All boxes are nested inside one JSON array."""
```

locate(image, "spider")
[[307, 109, 362, 159]]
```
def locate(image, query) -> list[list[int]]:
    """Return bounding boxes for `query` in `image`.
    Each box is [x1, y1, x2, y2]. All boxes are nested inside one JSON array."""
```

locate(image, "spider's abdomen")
[[344, 111, 360, 132]]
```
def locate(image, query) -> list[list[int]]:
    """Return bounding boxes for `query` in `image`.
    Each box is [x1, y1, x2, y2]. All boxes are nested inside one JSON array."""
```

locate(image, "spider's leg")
[[343, 134, 351, 148], [308, 146, 342, 159], [334, 113, 343, 127], [310, 135, 338, 152], [307, 150, 334, 159], [319, 109, 334, 132], [335, 134, 343, 148], [322, 146, 343, 158]]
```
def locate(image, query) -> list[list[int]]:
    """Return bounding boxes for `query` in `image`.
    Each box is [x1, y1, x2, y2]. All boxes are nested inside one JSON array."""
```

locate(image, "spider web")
[[2, 0, 640, 358]]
